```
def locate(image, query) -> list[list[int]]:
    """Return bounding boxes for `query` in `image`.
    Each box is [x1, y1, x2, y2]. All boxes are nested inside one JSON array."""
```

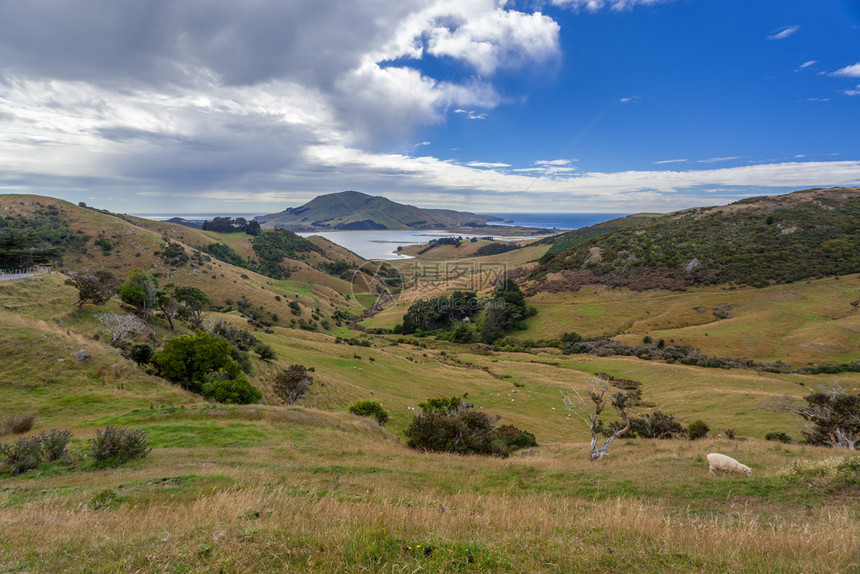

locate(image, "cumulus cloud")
[[767, 25, 800, 40], [0, 0, 559, 148]]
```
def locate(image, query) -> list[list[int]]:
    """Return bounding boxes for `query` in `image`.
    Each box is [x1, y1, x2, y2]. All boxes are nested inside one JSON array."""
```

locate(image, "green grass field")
[[1, 267, 858, 572]]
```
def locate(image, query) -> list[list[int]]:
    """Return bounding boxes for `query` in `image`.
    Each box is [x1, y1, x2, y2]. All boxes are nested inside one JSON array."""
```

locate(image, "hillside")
[[1, 273, 858, 572], [0, 195, 365, 330], [528, 187, 860, 293], [257, 190, 502, 231]]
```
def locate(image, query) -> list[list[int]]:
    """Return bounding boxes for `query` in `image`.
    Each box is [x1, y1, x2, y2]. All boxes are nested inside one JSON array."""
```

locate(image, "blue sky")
[[0, 0, 858, 214]]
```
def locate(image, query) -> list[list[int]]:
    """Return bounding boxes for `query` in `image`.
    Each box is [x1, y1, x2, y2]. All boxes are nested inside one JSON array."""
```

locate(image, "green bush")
[[151, 332, 243, 393], [129, 343, 155, 365], [405, 400, 536, 457], [348, 399, 390, 425], [253, 342, 277, 361], [496, 424, 538, 449], [765, 432, 792, 443], [688, 419, 710, 440], [90, 426, 151, 465], [201, 371, 262, 405]]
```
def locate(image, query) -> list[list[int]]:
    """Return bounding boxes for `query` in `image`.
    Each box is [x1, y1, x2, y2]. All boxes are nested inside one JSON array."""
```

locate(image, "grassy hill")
[[1, 272, 858, 572], [529, 187, 860, 292], [257, 190, 502, 231], [1, 193, 859, 573], [0, 195, 366, 330]]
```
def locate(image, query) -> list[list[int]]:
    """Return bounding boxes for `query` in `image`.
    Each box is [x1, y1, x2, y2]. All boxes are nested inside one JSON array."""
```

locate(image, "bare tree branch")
[[561, 374, 633, 460]]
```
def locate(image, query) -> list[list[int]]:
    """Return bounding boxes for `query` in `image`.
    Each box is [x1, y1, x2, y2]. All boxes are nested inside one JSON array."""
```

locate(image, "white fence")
[[0, 266, 51, 281]]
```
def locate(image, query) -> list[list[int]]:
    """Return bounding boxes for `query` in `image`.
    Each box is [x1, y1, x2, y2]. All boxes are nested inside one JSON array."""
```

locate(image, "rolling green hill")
[[529, 187, 860, 292], [257, 190, 502, 231]]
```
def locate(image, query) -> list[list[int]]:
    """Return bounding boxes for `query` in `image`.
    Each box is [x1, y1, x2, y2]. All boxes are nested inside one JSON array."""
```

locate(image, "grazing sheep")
[[707, 453, 752, 476]]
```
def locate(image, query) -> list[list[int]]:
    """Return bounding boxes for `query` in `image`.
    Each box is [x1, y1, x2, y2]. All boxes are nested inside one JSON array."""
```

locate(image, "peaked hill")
[[527, 187, 860, 293], [257, 190, 501, 231]]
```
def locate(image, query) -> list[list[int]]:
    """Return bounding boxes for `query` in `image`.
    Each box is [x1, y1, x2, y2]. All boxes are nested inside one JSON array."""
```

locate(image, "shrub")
[[0, 413, 36, 436], [630, 411, 686, 439], [418, 396, 468, 414], [129, 343, 155, 365], [39, 428, 71, 461], [90, 426, 151, 465], [253, 342, 277, 361], [688, 419, 710, 440], [0, 435, 43, 474], [151, 332, 243, 393], [348, 399, 390, 425], [201, 371, 262, 405], [496, 424, 538, 449], [405, 400, 535, 456], [765, 432, 792, 443], [406, 409, 501, 456], [273, 364, 313, 405]]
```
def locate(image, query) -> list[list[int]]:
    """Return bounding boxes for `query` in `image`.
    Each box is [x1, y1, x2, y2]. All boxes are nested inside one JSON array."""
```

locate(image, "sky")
[[0, 0, 859, 215]]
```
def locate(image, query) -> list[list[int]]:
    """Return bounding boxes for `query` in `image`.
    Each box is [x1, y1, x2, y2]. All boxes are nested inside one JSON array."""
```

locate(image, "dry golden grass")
[[0, 433, 857, 573]]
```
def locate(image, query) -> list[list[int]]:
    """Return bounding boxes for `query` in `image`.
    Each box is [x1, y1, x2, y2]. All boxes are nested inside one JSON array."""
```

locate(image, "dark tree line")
[[202, 217, 261, 236]]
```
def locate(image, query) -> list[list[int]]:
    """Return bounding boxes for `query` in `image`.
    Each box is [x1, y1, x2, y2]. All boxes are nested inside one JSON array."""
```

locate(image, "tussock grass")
[[0, 413, 36, 436]]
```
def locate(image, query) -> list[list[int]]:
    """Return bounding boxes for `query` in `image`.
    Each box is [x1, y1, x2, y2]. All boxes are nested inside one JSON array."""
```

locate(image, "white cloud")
[[655, 159, 687, 164], [698, 156, 739, 164], [552, 0, 672, 11], [796, 60, 817, 71], [534, 159, 573, 166], [832, 63, 860, 77], [767, 25, 800, 40], [620, 96, 640, 103], [466, 161, 511, 168], [454, 109, 489, 120], [844, 86, 860, 96]]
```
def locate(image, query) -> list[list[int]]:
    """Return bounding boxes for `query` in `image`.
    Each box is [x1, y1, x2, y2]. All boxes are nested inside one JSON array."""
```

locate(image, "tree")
[[764, 384, 860, 449], [156, 286, 181, 332], [119, 269, 158, 320], [561, 375, 635, 460], [272, 364, 313, 405], [174, 285, 212, 328], [64, 269, 119, 307], [96, 312, 149, 347], [151, 332, 242, 393]]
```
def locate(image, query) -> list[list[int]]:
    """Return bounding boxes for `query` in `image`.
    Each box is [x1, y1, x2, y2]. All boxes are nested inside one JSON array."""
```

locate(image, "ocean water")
[[297, 230, 540, 261], [485, 213, 626, 230], [135, 212, 625, 260]]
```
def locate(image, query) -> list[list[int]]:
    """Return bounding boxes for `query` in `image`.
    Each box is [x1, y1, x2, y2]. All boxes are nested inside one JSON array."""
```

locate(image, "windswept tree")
[[764, 384, 860, 450], [119, 269, 159, 320], [64, 269, 120, 307], [174, 285, 212, 328], [561, 375, 635, 460]]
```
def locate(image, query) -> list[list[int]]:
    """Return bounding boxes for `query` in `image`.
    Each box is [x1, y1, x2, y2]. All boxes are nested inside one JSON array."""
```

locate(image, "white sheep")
[[707, 453, 752, 476]]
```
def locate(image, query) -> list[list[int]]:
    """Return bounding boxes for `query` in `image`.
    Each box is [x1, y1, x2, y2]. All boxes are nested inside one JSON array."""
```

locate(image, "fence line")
[[0, 266, 52, 280]]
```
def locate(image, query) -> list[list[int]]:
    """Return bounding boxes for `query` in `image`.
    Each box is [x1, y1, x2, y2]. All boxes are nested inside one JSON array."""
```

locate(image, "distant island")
[[256, 190, 503, 231]]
